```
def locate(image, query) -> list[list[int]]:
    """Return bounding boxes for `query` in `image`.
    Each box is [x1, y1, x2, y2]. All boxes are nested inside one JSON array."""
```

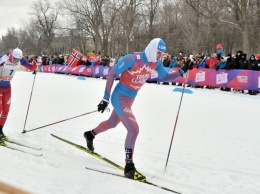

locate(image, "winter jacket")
[[216, 49, 225, 60], [206, 57, 218, 69], [247, 55, 257, 70], [225, 57, 236, 70], [215, 60, 227, 70], [169, 57, 177, 68], [237, 54, 248, 69]]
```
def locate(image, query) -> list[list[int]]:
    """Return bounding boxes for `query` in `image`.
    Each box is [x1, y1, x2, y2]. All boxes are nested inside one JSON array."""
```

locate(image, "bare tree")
[[62, 0, 125, 55], [118, 0, 143, 53], [184, 0, 257, 55], [143, 0, 161, 41], [1, 28, 20, 52], [157, 0, 184, 55], [29, 0, 61, 54]]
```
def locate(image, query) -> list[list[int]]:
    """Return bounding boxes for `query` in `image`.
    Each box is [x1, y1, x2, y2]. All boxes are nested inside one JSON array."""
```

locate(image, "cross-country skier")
[[0, 48, 37, 146], [84, 38, 191, 181]]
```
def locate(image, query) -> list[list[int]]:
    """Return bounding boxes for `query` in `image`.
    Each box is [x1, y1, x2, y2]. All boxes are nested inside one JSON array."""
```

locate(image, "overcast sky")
[[0, 0, 59, 36]]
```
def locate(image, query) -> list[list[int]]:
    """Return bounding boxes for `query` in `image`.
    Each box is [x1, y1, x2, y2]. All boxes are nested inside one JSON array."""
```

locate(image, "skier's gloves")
[[179, 60, 193, 77], [97, 98, 109, 113], [179, 68, 186, 77]]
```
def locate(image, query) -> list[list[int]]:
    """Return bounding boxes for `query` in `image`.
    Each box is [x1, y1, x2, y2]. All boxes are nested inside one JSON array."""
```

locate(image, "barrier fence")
[[40, 65, 260, 90]]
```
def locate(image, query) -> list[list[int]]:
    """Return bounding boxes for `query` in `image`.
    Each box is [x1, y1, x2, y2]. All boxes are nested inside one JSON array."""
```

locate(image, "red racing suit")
[[0, 55, 36, 127]]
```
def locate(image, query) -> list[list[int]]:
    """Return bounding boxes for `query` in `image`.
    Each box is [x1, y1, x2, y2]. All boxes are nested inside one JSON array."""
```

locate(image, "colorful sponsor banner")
[[56, 65, 68, 73], [69, 65, 87, 75], [41, 66, 260, 90], [101, 67, 113, 78], [82, 66, 93, 76]]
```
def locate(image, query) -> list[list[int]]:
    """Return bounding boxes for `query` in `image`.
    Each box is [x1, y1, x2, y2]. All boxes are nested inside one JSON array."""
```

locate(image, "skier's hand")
[[179, 60, 193, 77], [97, 98, 109, 113]]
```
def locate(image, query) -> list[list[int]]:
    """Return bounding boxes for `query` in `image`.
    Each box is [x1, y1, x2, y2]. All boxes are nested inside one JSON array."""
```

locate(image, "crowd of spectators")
[[24, 44, 260, 95], [161, 44, 260, 95]]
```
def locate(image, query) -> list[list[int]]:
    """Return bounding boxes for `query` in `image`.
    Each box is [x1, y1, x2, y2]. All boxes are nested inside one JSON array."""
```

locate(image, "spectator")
[[169, 56, 177, 68], [206, 54, 218, 69], [177, 52, 185, 68], [197, 55, 206, 69], [223, 54, 236, 91], [234, 50, 243, 68], [101, 56, 110, 67], [109, 58, 116, 67], [215, 44, 225, 60], [169, 56, 178, 85], [52, 55, 58, 65], [58, 55, 65, 65], [42, 55, 47, 66], [225, 54, 236, 70], [247, 55, 257, 95], [237, 53, 248, 93], [49, 56, 53, 65], [162, 54, 171, 67], [237, 53, 248, 69], [162, 54, 171, 85], [215, 56, 227, 70]]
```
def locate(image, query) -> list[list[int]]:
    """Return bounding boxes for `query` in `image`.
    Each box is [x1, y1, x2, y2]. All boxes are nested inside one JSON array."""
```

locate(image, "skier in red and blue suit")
[[84, 38, 190, 181], [0, 48, 37, 145]]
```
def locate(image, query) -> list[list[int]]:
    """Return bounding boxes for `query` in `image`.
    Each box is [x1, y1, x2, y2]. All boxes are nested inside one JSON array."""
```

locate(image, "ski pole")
[[164, 75, 188, 173], [22, 110, 98, 134], [22, 70, 37, 133]]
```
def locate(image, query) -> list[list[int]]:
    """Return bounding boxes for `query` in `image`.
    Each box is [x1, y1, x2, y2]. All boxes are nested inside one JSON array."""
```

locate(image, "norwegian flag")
[[66, 49, 82, 67]]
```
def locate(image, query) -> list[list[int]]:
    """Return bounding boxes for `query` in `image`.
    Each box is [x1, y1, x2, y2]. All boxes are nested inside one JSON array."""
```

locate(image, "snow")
[[0, 71, 260, 194]]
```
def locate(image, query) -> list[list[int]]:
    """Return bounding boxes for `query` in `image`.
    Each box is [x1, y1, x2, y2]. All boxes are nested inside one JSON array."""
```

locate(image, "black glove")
[[97, 98, 109, 113], [179, 60, 193, 77]]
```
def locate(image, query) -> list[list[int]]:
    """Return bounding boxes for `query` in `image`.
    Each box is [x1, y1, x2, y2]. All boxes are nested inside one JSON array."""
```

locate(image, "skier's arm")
[[156, 60, 181, 81], [20, 58, 37, 71], [157, 59, 193, 81], [103, 69, 117, 100], [0, 55, 8, 64]]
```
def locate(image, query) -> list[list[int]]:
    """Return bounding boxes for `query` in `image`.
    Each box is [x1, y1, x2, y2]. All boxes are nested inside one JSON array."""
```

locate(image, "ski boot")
[[83, 131, 95, 151], [0, 134, 7, 147], [0, 132, 8, 141], [124, 163, 146, 182]]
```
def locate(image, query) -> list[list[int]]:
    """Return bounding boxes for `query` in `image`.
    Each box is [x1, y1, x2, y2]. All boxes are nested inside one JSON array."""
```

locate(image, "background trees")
[[0, 0, 259, 57]]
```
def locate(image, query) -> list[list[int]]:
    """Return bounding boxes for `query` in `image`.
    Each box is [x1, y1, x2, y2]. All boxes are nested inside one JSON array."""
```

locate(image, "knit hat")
[[256, 53, 260, 60], [216, 44, 222, 49]]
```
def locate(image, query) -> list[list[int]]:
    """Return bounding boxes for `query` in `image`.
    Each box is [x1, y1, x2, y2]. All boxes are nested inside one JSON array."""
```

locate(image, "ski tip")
[[21, 131, 26, 134]]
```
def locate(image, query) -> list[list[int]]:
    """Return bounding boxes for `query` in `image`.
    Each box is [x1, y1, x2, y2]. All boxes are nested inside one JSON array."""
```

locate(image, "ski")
[[85, 167, 181, 194], [0, 144, 43, 157], [4, 138, 42, 150], [51, 134, 180, 193], [51, 134, 124, 171]]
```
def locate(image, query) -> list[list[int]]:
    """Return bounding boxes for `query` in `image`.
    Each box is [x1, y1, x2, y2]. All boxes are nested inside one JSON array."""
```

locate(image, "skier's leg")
[[0, 87, 11, 137]]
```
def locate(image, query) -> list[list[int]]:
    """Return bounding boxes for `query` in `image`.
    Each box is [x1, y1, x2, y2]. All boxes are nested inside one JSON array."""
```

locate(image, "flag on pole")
[[66, 49, 82, 67]]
